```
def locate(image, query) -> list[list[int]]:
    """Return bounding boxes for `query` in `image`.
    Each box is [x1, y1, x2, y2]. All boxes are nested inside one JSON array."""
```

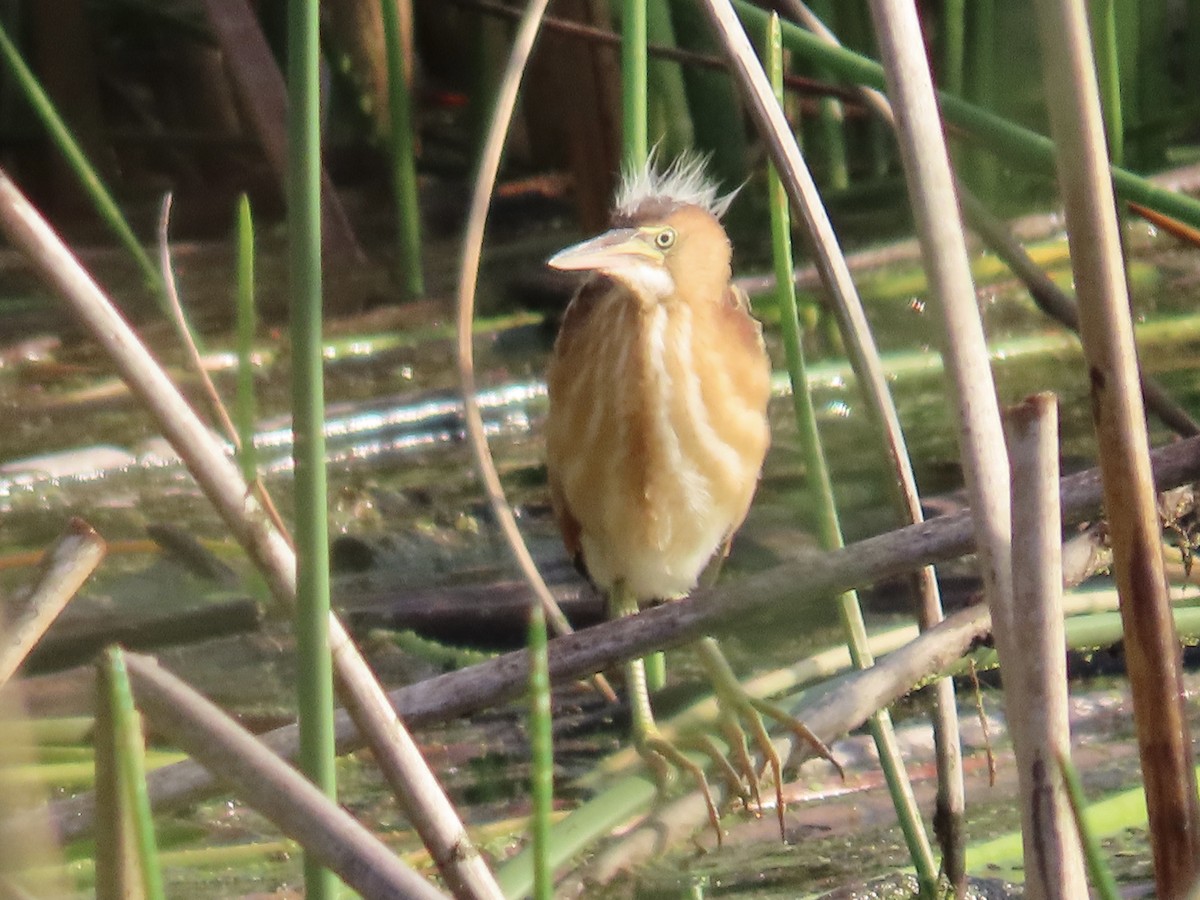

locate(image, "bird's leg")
[[692, 636, 844, 840], [610, 581, 725, 844]]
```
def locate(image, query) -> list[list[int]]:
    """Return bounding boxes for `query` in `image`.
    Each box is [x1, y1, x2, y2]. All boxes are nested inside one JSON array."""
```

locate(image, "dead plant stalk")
[[1005, 394, 1087, 899], [1029, 0, 1200, 891]]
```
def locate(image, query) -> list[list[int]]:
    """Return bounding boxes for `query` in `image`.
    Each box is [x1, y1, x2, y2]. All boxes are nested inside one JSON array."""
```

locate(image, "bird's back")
[[545, 276, 771, 602]]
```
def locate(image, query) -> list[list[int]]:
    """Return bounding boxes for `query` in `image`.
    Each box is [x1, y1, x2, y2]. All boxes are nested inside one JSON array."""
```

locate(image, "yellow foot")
[[696, 637, 844, 840]]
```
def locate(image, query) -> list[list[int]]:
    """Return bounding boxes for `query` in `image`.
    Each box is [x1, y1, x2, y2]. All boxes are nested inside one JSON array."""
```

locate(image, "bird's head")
[[547, 154, 738, 308]]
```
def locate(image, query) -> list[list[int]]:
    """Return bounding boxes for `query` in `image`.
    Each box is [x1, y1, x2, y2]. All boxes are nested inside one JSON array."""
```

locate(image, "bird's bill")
[[547, 228, 661, 272]]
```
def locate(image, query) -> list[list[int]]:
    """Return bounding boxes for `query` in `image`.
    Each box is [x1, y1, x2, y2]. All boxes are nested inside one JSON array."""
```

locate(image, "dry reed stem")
[[698, 0, 939, 880], [867, 0, 1015, 645], [122, 653, 447, 900], [1030, 0, 1200, 891], [1005, 394, 1087, 899], [774, 1, 968, 883], [868, 5, 1019, 889], [0, 519, 105, 688], [0, 170, 501, 900], [29, 430, 1200, 846], [451, 0, 616, 705]]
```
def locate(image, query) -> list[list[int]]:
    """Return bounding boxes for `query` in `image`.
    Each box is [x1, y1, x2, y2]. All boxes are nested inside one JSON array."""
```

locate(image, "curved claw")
[[636, 729, 725, 847], [695, 637, 843, 841], [683, 732, 756, 810], [624, 650, 726, 845]]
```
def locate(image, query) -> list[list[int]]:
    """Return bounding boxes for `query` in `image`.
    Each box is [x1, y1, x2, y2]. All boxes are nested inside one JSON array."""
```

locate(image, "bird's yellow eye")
[[654, 228, 676, 250]]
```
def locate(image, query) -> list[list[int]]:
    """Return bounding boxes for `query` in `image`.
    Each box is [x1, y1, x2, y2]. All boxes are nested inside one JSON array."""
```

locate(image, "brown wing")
[[550, 274, 613, 359], [545, 275, 616, 584], [548, 470, 589, 581], [720, 283, 766, 351]]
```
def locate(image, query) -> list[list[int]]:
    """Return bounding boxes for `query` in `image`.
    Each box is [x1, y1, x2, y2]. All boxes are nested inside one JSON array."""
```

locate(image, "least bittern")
[[545, 155, 837, 839]]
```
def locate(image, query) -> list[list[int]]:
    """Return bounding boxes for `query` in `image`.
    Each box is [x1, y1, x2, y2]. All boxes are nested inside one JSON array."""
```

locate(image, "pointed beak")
[[547, 228, 661, 272]]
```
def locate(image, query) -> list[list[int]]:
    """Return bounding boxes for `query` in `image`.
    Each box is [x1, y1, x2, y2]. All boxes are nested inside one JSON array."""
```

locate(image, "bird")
[[544, 154, 837, 840]]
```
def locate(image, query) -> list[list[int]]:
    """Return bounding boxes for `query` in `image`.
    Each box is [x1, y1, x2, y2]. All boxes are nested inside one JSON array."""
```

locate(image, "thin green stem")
[[528, 602, 554, 900], [621, 0, 665, 692], [104, 648, 165, 900], [733, 0, 1200, 230], [622, 0, 648, 166], [287, 0, 338, 896], [806, 0, 848, 189], [234, 194, 258, 485], [941, 0, 965, 96], [763, 14, 937, 893], [1089, 0, 1123, 166], [381, 0, 424, 299], [1058, 752, 1122, 900], [0, 20, 163, 301]]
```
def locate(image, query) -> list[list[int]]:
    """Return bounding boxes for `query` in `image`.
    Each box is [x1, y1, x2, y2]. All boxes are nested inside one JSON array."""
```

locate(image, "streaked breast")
[[546, 285, 770, 601]]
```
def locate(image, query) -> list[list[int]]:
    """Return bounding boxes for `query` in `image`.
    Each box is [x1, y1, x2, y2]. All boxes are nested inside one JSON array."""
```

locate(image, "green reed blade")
[[528, 602, 554, 900], [381, 0, 424, 299], [234, 194, 259, 484], [101, 647, 165, 900], [1059, 751, 1122, 900], [762, 14, 937, 894], [287, 0, 339, 896], [0, 21, 163, 303]]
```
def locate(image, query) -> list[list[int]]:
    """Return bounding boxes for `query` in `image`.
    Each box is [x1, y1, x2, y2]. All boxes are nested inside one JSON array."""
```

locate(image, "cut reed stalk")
[[1029, 0, 1200, 891], [0, 519, 105, 688], [1004, 394, 1087, 899]]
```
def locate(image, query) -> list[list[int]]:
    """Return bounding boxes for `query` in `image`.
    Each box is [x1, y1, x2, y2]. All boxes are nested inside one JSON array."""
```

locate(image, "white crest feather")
[[613, 150, 738, 220]]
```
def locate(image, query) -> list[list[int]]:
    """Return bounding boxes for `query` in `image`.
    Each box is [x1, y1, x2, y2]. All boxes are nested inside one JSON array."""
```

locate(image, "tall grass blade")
[[1057, 752, 1121, 900], [760, 12, 937, 894], [234, 194, 259, 484], [620, 0, 665, 694], [622, 0, 648, 165], [381, 0, 424, 299], [528, 603, 554, 900], [98, 648, 165, 900], [286, 0, 339, 895], [805, 0, 848, 189], [0, 21, 162, 301], [1088, 0, 1123, 166]]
